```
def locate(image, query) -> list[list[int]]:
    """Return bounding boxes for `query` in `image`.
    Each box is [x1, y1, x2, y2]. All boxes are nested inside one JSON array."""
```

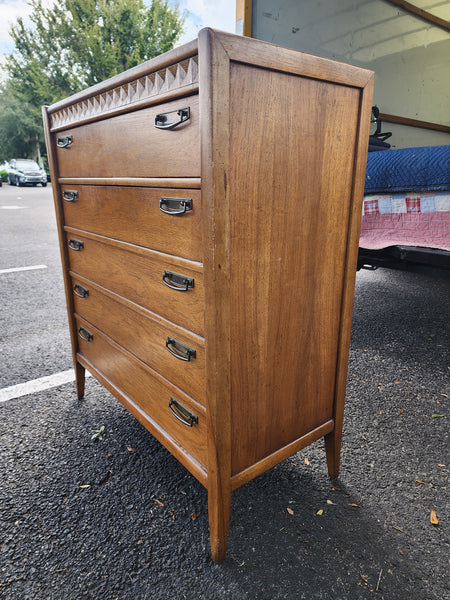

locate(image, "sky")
[[0, 0, 237, 59]]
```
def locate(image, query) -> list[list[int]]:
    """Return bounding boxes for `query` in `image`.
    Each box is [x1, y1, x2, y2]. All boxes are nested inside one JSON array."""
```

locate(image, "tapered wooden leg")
[[324, 430, 341, 480], [208, 480, 231, 562], [75, 362, 86, 399]]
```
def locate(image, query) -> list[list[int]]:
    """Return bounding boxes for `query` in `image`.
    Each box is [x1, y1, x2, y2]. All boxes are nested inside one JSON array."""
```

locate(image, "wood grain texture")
[[48, 40, 198, 116], [325, 69, 374, 479], [45, 28, 374, 563], [65, 232, 205, 335], [58, 178, 201, 188], [42, 106, 86, 398], [76, 315, 207, 466], [227, 62, 362, 475], [211, 28, 373, 88], [55, 95, 200, 179], [199, 28, 233, 564], [71, 274, 205, 403], [61, 185, 202, 261]]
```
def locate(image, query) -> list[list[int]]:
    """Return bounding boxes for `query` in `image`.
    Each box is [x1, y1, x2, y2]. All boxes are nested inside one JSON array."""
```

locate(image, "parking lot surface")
[[0, 184, 448, 599]]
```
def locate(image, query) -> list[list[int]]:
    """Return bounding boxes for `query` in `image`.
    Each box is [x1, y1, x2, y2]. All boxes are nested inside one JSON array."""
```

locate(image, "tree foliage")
[[2, 0, 185, 160], [0, 82, 43, 162]]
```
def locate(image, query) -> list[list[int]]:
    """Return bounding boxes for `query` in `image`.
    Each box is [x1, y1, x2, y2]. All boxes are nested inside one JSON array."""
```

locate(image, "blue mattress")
[[364, 145, 450, 194]]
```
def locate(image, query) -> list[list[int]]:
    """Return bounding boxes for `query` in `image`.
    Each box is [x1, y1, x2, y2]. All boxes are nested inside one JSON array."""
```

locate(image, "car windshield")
[[16, 160, 40, 170]]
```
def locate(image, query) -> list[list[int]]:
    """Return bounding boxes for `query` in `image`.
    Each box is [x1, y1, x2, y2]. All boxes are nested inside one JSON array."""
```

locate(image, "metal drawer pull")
[[78, 326, 93, 342], [63, 190, 79, 202], [57, 135, 73, 148], [73, 283, 89, 298], [169, 397, 198, 427], [159, 197, 192, 215], [162, 270, 194, 291], [68, 238, 84, 251], [166, 337, 196, 361], [154, 107, 190, 130]]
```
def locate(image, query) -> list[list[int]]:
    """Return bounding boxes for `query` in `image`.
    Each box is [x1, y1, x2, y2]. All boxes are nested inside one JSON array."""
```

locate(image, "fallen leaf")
[[286, 507, 294, 515], [191, 511, 196, 521], [430, 510, 439, 525], [326, 500, 336, 505], [441, 394, 448, 398], [360, 574, 368, 583], [127, 446, 136, 452], [350, 503, 360, 507], [398, 409, 404, 414], [415, 479, 425, 484], [316, 509, 324, 516], [432, 414, 444, 418], [153, 498, 164, 507], [304, 458, 310, 466], [79, 485, 90, 489]]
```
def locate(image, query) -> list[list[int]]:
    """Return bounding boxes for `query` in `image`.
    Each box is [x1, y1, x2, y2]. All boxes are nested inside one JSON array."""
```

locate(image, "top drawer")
[[53, 95, 200, 179]]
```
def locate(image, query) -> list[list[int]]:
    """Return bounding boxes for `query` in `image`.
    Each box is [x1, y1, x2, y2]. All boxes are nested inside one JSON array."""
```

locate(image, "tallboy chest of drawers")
[[43, 28, 373, 562]]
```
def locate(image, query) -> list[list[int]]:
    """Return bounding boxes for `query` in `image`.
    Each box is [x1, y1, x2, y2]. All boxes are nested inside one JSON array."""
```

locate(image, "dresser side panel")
[[227, 62, 365, 475]]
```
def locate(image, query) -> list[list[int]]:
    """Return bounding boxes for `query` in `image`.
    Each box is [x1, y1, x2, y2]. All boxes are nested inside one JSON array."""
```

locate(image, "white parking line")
[[0, 264, 47, 275], [0, 369, 91, 403]]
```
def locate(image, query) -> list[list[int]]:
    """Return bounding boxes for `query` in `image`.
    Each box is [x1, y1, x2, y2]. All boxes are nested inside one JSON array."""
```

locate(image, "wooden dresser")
[[43, 28, 374, 562]]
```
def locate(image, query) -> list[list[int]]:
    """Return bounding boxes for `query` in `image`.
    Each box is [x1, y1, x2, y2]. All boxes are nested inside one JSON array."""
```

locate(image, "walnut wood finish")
[[71, 274, 205, 402], [44, 28, 373, 563], [65, 231, 204, 335], [61, 185, 202, 261], [55, 95, 200, 179], [75, 316, 207, 467]]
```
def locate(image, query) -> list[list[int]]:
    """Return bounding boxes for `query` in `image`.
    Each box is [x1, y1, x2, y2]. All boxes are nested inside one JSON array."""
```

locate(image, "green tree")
[[2, 0, 184, 159], [0, 82, 44, 162]]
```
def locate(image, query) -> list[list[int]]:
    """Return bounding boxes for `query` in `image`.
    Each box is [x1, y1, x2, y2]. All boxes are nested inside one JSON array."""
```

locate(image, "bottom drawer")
[[75, 316, 207, 468]]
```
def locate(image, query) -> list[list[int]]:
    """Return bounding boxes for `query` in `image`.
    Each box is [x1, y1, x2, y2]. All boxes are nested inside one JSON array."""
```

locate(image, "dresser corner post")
[[75, 362, 86, 399], [199, 27, 234, 562], [324, 429, 341, 479], [207, 472, 232, 563]]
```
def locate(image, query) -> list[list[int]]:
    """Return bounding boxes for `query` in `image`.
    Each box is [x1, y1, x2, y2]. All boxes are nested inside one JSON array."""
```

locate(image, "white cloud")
[[0, 1, 33, 55], [176, 0, 236, 46], [0, 0, 237, 59]]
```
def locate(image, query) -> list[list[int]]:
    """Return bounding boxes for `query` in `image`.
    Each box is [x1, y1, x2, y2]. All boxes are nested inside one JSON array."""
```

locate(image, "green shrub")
[[0, 170, 7, 183]]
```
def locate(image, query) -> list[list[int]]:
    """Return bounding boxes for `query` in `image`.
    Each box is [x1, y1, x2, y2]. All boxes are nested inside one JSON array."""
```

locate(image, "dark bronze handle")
[[154, 107, 190, 130], [68, 238, 84, 251], [57, 135, 73, 148], [159, 197, 193, 215], [78, 326, 93, 342], [63, 190, 79, 202], [162, 270, 194, 292], [169, 397, 198, 427], [73, 283, 89, 298], [166, 337, 196, 361]]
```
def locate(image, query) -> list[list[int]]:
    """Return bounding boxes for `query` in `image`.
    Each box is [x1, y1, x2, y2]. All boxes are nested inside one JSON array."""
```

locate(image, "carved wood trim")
[[49, 55, 199, 131]]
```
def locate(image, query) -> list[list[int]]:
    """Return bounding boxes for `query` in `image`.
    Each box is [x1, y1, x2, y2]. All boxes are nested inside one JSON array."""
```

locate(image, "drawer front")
[[54, 95, 200, 178], [66, 233, 204, 335], [75, 317, 206, 467], [71, 275, 205, 403], [61, 185, 202, 261]]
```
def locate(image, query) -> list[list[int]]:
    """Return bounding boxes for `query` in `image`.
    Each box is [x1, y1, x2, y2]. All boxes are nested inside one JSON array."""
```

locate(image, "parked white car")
[[7, 159, 47, 187]]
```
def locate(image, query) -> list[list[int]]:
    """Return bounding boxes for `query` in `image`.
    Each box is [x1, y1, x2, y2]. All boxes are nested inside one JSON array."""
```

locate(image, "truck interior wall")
[[250, 0, 450, 149]]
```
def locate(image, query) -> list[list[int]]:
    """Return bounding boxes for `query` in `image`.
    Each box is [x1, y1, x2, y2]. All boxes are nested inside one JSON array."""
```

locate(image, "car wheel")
[[42, 182, 47, 187], [7, 175, 12, 185]]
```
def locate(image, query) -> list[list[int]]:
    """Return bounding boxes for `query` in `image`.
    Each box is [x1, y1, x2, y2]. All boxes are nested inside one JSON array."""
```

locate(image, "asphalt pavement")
[[0, 184, 448, 600]]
